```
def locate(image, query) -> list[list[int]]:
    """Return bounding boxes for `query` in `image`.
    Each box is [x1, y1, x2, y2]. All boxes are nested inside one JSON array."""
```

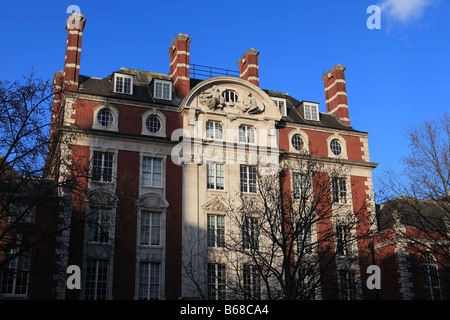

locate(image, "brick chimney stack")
[[63, 12, 86, 91], [322, 64, 350, 125], [237, 48, 260, 87], [168, 34, 191, 98]]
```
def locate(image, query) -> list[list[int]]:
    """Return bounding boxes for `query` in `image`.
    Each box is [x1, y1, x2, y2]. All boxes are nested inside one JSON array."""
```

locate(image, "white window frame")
[[0, 248, 30, 297], [272, 98, 287, 116], [87, 208, 111, 244], [142, 157, 163, 188], [85, 259, 109, 300], [293, 172, 311, 201], [242, 217, 259, 250], [153, 79, 172, 100], [288, 130, 309, 153], [243, 264, 261, 300], [92, 104, 119, 132], [140, 211, 161, 246], [223, 90, 239, 103], [207, 162, 225, 190], [240, 165, 257, 193], [141, 109, 166, 138], [326, 134, 347, 159], [332, 177, 347, 204], [114, 73, 133, 95], [205, 121, 223, 141], [91, 151, 115, 183], [207, 214, 225, 248], [335, 224, 350, 256], [207, 263, 226, 300], [138, 261, 161, 300], [239, 125, 256, 144], [421, 253, 442, 300], [339, 269, 357, 300], [304, 103, 319, 121]]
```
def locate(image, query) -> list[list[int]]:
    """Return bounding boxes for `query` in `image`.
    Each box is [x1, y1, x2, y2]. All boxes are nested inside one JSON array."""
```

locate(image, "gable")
[[181, 76, 282, 122]]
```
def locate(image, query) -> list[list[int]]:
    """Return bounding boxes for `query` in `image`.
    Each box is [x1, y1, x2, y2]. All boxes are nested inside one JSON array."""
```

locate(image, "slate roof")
[[77, 68, 364, 134]]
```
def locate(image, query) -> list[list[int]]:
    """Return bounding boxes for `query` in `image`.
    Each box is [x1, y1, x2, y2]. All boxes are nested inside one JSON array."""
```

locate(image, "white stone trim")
[[92, 103, 119, 132], [141, 108, 167, 138], [327, 104, 348, 115], [325, 79, 346, 92], [326, 91, 347, 104]]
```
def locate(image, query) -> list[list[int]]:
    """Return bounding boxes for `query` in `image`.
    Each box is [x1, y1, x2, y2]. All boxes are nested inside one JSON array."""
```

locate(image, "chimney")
[[168, 33, 191, 98], [237, 48, 260, 87], [322, 64, 350, 125], [63, 12, 86, 91]]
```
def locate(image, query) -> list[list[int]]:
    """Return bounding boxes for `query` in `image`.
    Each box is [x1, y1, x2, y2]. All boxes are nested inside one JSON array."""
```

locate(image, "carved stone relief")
[[198, 86, 265, 118]]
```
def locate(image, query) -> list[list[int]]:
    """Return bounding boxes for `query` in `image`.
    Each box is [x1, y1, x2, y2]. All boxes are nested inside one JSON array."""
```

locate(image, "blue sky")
[[1, 0, 449, 195]]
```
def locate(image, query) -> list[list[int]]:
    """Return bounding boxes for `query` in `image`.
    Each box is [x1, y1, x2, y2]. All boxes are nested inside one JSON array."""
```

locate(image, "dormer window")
[[304, 103, 319, 121], [114, 74, 133, 95], [154, 80, 172, 100], [273, 98, 287, 116]]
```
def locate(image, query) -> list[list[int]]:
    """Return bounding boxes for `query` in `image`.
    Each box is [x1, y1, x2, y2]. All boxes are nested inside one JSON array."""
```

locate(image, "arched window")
[[421, 252, 441, 300]]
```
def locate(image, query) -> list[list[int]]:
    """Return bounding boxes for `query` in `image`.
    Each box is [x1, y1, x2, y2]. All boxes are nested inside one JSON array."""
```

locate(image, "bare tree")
[[377, 112, 450, 271], [0, 70, 118, 298], [182, 152, 375, 300]]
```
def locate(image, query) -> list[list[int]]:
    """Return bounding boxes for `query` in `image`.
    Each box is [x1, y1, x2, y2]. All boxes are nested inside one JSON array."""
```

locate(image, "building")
[[42, 12, 384, 300], [374, 198, 450, 300], [0, 162, 60, 299]]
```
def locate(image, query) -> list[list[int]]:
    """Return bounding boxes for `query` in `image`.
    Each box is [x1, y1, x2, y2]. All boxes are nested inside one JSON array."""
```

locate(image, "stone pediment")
[[202, 196, 228, 212], [85, 189, 119, 208], [137, 192, 169, 209]]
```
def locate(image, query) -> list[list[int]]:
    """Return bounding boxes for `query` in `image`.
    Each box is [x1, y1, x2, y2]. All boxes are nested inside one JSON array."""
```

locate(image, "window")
[[206, 121, 223, 140], [146, 115, 162, 134], [291, 134, 303, 151], [85, 260, 108, 300], [304, 104, 319, 121], [207, 162, 224, 190], [293, 173, 310, 200], [298, 226, 312, 255], [421, 253, 441, 300], [240, 165, 257, 193], [88, 209, 110, 244], [330, 139, 342, 156], [114, 74, 133, 94], [9, 204, 36, 224], [142, 157, 162, 187], [273, 98, 287, 116], [298, 269, 316, 300], [154, 80, 172, 100], [207, 215, 225, 248], [92, 152, 114, 183], [243, 265, 261, 300], [139, 262, 160, 300], [208, 263, 226, 300], [332, 178, 347, 204], [339, 270, 357, 300], [140, 211, 161, 246], [336, 225, 350, 256], [97, 108, 114, 127], [242, 217, 259, 250], [223, 90, 238, 103], [0, 249, 30, 296], [239, 125, 255, 144]]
